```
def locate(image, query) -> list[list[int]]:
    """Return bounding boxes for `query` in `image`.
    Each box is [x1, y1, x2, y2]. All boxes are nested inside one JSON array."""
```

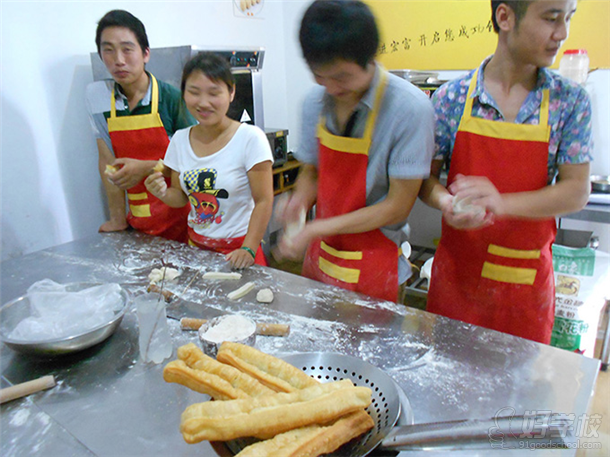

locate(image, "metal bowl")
[[0, 282, 129, 357], [591, 175, 610, 193], [198, 315, 256, 358]]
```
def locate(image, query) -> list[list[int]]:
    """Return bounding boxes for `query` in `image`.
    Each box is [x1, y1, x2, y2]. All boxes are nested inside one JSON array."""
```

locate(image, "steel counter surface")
[[0, 232, 600, 457]]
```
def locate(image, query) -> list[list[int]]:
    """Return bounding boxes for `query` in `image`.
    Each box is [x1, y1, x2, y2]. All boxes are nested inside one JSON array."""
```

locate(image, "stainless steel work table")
[[0, 232, 600, 456]]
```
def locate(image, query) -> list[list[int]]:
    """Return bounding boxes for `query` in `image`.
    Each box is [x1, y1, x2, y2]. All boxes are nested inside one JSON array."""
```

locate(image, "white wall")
[[1, 0, 296, 261], [1, 1, 608, 261]]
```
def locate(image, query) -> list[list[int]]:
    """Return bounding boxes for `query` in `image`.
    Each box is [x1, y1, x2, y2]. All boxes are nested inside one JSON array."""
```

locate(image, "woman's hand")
[[226, 248, 255, 269], [144, 172, 168, 199]]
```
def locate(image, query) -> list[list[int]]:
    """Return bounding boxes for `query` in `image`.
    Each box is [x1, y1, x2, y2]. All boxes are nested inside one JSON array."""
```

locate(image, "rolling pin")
[[0, 375, 56, 404], [180, 317, 290, 337]]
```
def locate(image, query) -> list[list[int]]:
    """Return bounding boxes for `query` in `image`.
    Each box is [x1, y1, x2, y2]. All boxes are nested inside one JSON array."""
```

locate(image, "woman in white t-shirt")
[[145, 52, 273, 268]]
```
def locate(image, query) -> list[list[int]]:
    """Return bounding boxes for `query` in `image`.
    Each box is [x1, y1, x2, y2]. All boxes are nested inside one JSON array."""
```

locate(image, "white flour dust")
[[9, 409, 30, 426]]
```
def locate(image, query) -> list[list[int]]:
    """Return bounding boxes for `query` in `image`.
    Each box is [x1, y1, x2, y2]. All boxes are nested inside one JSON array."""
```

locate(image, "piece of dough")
[[216, 342, 318, 392], [152, 159, 164, 173], [202, 272, 242, 280], [227, 281, 255, 300], [284, 208, 306, 244], [256, 288, 274, 303], [148, 267, 180, 284], [235, 410, 374, 457], [104, 164, 118, 175], [180, 379, 372, 442], [452, 196, 485, 217]]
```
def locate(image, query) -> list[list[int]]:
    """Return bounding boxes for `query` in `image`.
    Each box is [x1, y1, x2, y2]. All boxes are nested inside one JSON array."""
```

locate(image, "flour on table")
[[199, 315, 256, 343], [9, 409, 30, 426]]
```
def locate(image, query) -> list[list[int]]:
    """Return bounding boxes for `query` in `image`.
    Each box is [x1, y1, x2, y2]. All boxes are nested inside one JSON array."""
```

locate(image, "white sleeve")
[[243, 125, 273, 171], [162, 129, 185, 173]]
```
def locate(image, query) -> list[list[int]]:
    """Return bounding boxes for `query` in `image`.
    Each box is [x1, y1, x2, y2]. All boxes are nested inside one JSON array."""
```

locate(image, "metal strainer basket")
[[225, 352, 408, 457]]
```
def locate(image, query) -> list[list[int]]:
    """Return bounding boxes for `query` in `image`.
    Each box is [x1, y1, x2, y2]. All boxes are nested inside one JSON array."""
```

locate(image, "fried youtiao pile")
[[163, 342, 374, 456]]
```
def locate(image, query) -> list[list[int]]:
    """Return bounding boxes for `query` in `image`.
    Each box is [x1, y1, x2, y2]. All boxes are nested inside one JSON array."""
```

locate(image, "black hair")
[[491, 1, 533, 33], [181, 52, 235, 94], [95, 10, 150, 55], [299, 0, 379, 69]]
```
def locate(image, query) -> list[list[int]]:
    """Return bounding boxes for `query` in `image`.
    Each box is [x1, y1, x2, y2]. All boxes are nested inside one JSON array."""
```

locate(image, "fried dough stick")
[[179, 343, 274, 397], [235, 410, 374, 457], [163, 343, 273, 400], [180, 379, 372, 442], [164, 360, 249, 400], [216, 341, 318, 392]]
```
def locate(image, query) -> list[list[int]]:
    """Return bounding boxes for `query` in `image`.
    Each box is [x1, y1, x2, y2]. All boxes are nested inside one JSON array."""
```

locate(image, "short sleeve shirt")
[[296, 64, 435, 283], [432, 56, 593, 184], [85, 73, 195, 153], [297, 64, 435, 239], [163, 124, 273, 239]]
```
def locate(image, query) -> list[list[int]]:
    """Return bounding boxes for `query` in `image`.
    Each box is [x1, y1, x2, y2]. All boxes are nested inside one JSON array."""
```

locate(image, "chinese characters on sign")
[[379, 20, 493, 55]]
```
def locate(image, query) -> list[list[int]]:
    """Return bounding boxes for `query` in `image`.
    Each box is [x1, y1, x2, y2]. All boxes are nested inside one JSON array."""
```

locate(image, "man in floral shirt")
[[419, 0, 592, 344]]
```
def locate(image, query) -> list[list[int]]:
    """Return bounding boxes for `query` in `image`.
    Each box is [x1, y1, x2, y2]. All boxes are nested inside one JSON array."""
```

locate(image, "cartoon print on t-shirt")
[[183, 168, 229, 227]]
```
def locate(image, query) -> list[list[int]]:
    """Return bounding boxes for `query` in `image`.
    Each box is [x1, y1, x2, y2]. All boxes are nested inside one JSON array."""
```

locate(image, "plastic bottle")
[[559, 49, 589, 85]]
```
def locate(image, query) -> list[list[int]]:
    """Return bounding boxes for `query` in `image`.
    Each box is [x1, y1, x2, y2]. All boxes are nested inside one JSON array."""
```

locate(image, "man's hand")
[[273, 192, 311, 260], [107, 158, 154, 189], [144, 172, 168, 199], [276, 223, 315, 261], [439, 191, 494, 230], [449, 174, 506, 216]]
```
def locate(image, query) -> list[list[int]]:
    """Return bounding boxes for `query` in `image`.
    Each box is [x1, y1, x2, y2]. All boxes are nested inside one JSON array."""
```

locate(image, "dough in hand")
[[152, 159, 164, 173], [105, 164, 118, 175], [256, 288, 274, 303], [283, 209, 306, 245], [452, 196, 485, 217], [149, 267, 180, 284]]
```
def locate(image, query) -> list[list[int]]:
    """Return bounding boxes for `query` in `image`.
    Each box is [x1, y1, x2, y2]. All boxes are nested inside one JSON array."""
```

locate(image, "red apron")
[[188, 228, 267, 266], [301, 71, 399, 302], [108, 74, 189, 243], [427, 69, 556, 343]]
